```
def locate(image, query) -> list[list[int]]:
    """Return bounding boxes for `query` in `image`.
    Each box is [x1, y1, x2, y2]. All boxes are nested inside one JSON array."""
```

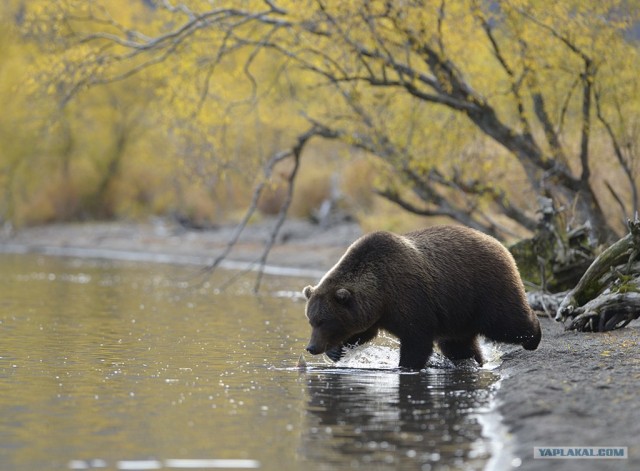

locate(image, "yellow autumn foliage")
[[0, 0, 639, 238]]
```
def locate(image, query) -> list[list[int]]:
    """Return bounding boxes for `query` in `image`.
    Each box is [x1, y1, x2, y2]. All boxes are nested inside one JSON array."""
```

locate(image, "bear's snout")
[[305, 343, 324, 355]]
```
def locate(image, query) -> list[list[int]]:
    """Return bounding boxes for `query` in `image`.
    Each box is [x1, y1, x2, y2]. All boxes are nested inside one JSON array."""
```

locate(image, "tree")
[[15, 2, 640, 250]]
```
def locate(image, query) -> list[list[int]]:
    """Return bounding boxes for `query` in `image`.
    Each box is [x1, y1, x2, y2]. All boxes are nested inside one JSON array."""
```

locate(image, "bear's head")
[[302, 283, 372, 356]]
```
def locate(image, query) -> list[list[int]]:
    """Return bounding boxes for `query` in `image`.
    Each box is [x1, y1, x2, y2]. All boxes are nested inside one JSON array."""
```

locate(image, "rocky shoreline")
[[1, 219, 638, 470]]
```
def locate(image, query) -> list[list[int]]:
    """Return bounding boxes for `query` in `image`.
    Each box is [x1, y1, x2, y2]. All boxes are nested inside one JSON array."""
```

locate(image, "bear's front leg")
[[325, 325, 380, 362], [345, 324, 379, 348], [399, 338, 433, 370], [325, 346, 344, 362]]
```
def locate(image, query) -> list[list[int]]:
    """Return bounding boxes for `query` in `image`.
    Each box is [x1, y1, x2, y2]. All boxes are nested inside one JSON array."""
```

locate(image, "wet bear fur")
[[303, 225, 541, 370]]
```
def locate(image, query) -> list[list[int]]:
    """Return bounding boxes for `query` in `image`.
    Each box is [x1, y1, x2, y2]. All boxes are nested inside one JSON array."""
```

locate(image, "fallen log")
[[527, 291, 568, 318], [565, 291, 640, 332], [555, 218, 640, 332]]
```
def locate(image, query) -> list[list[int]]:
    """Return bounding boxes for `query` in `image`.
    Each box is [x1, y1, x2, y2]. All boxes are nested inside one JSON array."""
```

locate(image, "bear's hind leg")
[[438, 336, 484, 366]]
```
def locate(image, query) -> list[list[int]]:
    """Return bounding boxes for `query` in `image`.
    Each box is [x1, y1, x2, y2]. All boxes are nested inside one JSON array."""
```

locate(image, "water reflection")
[[0, 253, 502, 470], [300, 368, 496, 470]]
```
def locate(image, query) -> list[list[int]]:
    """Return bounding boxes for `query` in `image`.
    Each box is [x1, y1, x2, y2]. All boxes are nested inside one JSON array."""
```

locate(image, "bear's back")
[[404, 225, 528, 324], [322, 225, 526, 316], [405, 225, 516, 278]]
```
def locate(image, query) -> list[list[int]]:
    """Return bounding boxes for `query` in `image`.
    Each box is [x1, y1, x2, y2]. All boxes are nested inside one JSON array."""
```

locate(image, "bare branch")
[[403, 166, 501, 236], [375, 185, 500, 238], [305, 105, 535, 239], [374, 188, 447, 217], [79, 5, 290, 52], [476, 11, 532, 136], [160, 1, 196, 20], [557, 75, 580, 136], [604, 180, 628, 222], [58, 40, 180, 107], [595, 87, 638, 217], [252, 124, 338, 291], [262, 0, 288, 15], [200, 148, 292, 278], [315, 1, 441, 91], [579, 59, 594, 186], [517, 7, 592, 63], [531, 91, 568, 165], [445, 169, 538, 231], [199, 124, 339, 291], [436, 0, 447, 57]]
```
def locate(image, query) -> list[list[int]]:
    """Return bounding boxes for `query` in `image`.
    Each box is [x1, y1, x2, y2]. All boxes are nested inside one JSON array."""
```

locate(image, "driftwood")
[[563, 292, 640, 332], [555, 218, 640, 332], [527, 291, 568, 318]]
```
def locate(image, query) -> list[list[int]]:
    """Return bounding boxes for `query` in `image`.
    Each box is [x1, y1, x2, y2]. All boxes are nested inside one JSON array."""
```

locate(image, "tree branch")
[[595, 87, 638, 217], [557, 75, 580, 136], [579, 59, 594, 186], [200, 124, 338, 292], [476, 11, 532, 137], [531, 91, 568, 165], [604, 180, 628, 222], [251, 124, 338, 291], [374, 186, 499, 237], [443, 168, 538, 231]]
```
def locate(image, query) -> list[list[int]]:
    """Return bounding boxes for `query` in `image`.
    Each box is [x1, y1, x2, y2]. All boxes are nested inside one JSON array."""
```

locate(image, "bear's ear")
[[303, 285, 313, 299], [335, 288, 352, 304]]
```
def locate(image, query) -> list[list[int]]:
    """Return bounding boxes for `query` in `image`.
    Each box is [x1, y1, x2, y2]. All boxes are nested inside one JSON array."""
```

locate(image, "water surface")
[[0, 253, 502, 470]]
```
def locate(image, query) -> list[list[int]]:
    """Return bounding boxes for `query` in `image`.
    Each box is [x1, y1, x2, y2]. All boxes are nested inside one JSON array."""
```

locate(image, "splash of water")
[[333, 337, 505, 371], [337, 345, 400, 369], [478, 341, 505, 371]]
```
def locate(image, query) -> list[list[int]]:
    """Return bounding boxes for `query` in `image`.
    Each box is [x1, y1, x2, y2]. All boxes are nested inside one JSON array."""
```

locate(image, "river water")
[[0, 253, 506, 470]]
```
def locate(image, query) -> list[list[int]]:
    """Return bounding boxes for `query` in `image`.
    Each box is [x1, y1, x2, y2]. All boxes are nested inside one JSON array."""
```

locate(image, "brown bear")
[[303, 225, 541, 370]]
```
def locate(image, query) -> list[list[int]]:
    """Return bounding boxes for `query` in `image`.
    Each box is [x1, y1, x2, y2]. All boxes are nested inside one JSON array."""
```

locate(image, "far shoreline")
[[0, 218, 360, 281]]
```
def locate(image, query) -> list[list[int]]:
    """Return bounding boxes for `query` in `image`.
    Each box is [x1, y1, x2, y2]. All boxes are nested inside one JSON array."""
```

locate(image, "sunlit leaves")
[[2, 0, 640, 235]]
